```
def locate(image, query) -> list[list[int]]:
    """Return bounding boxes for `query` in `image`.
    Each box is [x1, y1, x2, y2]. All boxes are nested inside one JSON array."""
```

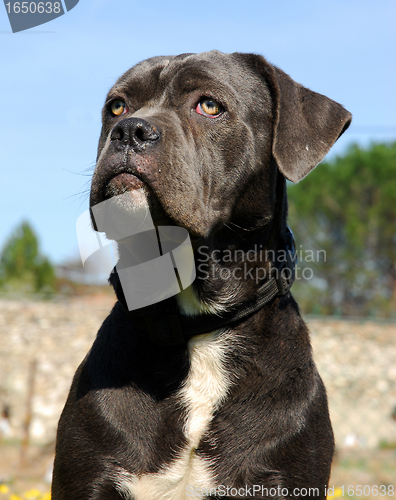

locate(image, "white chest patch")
[[115, 331, 230, 500]]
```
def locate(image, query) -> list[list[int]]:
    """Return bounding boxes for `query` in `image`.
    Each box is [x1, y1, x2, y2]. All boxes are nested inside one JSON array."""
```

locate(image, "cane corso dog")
[[52, 51, 351, 499]]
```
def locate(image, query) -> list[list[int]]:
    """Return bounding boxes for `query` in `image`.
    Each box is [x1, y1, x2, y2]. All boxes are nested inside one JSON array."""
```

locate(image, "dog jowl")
[[52, 51, 351, 500]]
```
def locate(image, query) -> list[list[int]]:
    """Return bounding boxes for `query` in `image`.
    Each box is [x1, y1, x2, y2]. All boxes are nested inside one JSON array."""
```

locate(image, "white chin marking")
[[103, 189, 151, 239], [115, 188, 149, 210], [130, 187, 149, 207]]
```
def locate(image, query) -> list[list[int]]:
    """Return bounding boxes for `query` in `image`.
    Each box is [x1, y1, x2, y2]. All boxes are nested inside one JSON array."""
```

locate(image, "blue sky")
[[1, 0, 395, 265]]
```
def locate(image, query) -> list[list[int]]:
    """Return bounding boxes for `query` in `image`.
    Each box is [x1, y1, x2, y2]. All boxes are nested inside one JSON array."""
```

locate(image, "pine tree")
[[288, 141, 396, 317], [0, 221, 56, 295]]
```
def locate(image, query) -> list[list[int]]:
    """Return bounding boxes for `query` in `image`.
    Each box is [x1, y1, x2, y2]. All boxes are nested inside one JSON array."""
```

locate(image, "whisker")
[[226, 221, 253, 232], [224, 223, 246, 239]]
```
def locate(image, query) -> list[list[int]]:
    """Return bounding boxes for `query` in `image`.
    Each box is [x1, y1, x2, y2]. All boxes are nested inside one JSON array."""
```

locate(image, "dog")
[[52, 51, 351, 499]]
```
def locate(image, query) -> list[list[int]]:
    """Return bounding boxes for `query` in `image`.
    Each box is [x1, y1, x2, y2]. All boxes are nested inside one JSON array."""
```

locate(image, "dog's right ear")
[[241, 54, 352, 183]]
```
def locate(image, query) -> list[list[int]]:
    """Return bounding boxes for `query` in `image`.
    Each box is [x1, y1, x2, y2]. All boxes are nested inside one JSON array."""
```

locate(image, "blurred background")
[[0, 0, 395, 498]]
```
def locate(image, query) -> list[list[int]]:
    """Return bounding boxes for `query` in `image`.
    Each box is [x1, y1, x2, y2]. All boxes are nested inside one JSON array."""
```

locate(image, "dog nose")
[[110, 118, 160, 152]]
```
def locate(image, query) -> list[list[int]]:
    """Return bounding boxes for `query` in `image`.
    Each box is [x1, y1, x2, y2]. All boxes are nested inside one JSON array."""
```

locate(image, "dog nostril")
[[110, 125, 124, 142], [135, 127, 146, 142], [134, 124, 160, 142], [110, 119, 160, 148]]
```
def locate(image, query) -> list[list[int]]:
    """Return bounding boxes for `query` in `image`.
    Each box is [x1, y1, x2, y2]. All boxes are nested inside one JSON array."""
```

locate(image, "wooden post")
[[20, 358, 37, 467]]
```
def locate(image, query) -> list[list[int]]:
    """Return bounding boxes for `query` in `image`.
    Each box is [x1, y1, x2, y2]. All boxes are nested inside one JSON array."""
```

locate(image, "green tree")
[[288, 141, 396, 317], [0, 221, 56, 295]]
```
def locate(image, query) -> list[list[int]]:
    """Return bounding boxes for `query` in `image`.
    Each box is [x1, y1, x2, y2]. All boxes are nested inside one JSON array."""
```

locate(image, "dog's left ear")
[[244, 54, 352, 183]]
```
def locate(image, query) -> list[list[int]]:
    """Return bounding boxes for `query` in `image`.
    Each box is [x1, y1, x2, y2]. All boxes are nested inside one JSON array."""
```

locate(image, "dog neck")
[[109, 222, 296, 346], [109, 174, 295, 343], [178, 171, 290, 316], [179, 221, 294, 316]]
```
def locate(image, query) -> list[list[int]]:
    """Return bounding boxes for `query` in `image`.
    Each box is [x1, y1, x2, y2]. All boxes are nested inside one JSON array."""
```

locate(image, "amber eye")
[[196, 98, 223, 117], [110, 100, 128, 116]]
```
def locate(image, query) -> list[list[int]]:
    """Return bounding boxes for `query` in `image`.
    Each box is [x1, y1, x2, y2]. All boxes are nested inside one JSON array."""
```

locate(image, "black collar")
[[122, 228, 297, 346]]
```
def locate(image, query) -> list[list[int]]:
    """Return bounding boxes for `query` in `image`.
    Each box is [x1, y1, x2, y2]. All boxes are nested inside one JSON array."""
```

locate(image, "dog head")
[[90, 51, 351, 240]]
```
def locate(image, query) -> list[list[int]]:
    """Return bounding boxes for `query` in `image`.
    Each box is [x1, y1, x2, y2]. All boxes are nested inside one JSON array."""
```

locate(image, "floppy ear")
[[246, 55, 352, 183], [271, 66, 351, 182]]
